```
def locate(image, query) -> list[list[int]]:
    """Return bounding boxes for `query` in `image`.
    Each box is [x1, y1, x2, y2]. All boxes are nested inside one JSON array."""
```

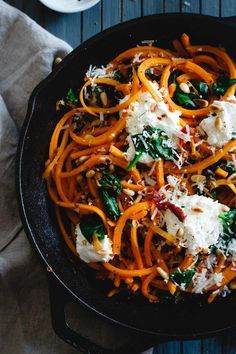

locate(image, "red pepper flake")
[[152, 191, 186, 222]]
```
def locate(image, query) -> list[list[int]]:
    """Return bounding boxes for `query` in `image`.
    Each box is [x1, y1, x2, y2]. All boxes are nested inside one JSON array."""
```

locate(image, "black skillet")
[[16, 13, 236, 354]]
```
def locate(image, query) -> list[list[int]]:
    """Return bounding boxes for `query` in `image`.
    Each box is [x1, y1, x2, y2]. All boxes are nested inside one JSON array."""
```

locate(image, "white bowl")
[[39, 0, 101, 13]]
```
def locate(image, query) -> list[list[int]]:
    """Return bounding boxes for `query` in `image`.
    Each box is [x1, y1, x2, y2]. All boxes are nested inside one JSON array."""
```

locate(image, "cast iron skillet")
[[16, 13, 236, 354]]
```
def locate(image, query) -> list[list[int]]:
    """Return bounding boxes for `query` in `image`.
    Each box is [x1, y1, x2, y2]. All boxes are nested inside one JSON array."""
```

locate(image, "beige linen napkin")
[[0, 1, 154, 353]]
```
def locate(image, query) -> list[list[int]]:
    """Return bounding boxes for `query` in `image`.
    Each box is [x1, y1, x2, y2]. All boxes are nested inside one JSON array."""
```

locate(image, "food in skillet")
[[44, 33, 236, 303]]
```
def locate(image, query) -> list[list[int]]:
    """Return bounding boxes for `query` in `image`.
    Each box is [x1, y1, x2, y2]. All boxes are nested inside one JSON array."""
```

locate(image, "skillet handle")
[[47, 273, 158, 354], [47, 273, 109, 354]]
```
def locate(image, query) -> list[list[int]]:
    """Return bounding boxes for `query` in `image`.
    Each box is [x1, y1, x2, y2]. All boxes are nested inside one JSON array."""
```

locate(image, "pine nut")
[[191, 174, 206, 183], [100, 92, 108, 107], [157, 267, 169, 280], [191, 207, 204, 213], [179, 82, 190, 94], [123, 188, 135, 197], [176, 227, 184, 237], [221, 205, 230, 212], [86, 169, 95, 178], [215, 116, 223, 129], [78, 155, 89, 163]]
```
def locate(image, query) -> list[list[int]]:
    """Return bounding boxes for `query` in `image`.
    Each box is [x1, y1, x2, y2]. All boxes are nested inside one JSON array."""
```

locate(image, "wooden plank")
[[102, 0, 121, 29], [22, 0, 43, 23], [142, 0, 164, 15], [122, 0, 142, 21], [181, 0, 200, 13], [201, 336, 223, 354], [164, 0, 180, 13], [42, 11, 66, 44], [5, 0, 23, 9], [153, 341, 182, 354], [182, 339, 201, 354], [82, 1, 102, 41], [221, 0, 236, 17], [201, 0, 220, 16]]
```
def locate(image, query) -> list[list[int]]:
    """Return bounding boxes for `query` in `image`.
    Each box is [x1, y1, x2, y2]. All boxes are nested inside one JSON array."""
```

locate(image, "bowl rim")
[[38, 0, 101, 13]]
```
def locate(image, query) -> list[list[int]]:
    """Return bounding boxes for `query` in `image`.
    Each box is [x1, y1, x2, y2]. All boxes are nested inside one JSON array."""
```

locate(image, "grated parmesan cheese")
[[199, 100, 236, 147], [192, 268, 223, 294], [133, 52, 144, 63], [75, 225, 113, 263], [86, 64, 115, 82]]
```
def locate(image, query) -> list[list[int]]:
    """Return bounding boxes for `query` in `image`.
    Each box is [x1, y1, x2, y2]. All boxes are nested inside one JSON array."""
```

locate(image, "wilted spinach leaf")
[[190, 80, 209, 98], [127, 127, 176, 170], [80, 214, 105, 243], [66, 88, 78, 103], [219, 209, 236, 244], [174, 89, 197, 109], [169, 269, 195, 289], [99, 172, 122, 195], [213, 74, 236, 95], [99, 188, 120, 220]]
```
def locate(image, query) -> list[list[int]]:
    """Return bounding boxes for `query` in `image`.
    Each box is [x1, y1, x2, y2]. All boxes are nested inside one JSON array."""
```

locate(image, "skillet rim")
[[16, 12, 236, 338]]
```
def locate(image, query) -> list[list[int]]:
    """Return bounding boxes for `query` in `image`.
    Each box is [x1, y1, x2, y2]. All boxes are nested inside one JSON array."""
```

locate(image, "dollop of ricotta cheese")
[[75, 225, 113, 263], [125, 85, 184, 164], [163, 194, 225, 254], [199, 100, 236, 147]]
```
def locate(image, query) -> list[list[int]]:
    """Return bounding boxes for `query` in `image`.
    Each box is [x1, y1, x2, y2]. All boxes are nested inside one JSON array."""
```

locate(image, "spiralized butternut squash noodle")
[[44, 34, 236, 304]]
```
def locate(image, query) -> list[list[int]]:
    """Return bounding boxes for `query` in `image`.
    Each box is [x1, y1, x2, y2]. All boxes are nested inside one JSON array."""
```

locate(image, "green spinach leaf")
[[80, 214, 105, 243], [127, 127, 176, 170], [99, 188, 120, 220], [169, 269, 195, 289], [66, 88, 78, 103], [174, 89, 197, 109], [219, 209, 236, 239], [190, 80, 209, 98], [212, 74, 236, 95], [99, 172, 122, 195]]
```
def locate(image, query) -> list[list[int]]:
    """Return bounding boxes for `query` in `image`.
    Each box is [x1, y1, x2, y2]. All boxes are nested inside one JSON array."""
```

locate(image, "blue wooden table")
[[5, 0, 236, 353]]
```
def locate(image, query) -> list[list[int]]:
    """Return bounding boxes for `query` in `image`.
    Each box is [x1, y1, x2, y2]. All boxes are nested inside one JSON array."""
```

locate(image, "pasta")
[[44, 33, 236, 303]]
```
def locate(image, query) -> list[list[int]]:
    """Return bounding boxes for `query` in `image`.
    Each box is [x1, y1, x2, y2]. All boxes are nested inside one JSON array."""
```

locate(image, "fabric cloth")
[[0, 2, 77, 353], [0, 1, 154, 353]]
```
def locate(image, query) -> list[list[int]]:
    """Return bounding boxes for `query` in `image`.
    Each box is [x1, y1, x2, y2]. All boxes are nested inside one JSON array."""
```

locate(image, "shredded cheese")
[[192, 268, 223, 294]]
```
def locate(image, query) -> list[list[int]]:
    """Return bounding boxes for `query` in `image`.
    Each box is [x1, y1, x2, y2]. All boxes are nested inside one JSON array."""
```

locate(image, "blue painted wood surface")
[[4, 0, 236, 353]]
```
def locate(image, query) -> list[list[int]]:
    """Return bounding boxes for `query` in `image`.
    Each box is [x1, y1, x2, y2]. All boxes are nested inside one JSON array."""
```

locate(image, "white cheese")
[[86, 64, 114, 81], [125, 85, 185, 164], [133, 52, 144, 63], [192, 268, 223, 294], [75, 225, 113, 263], [163, 194, 225, 254], [199, 100, 236, 147], [217, 237, 236, 260]]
